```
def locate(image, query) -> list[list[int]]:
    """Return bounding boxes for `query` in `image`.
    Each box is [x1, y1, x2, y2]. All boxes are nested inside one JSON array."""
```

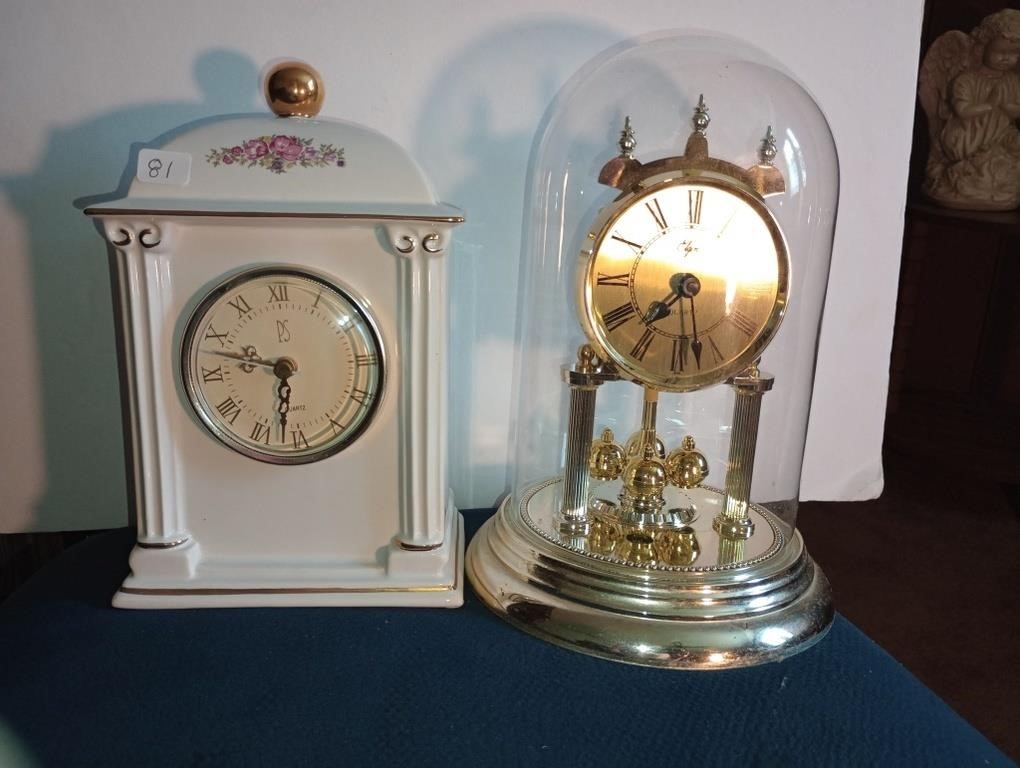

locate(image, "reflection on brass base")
[[466, 478, 833, 669], [587, 499, 699, 565], [712, 515, 755, 540]]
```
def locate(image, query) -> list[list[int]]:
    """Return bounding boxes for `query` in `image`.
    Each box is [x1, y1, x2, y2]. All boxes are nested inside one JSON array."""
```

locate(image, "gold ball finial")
[[665, 435, 710, 489], [577, 344, 597, 374], [623, 444, 668, 497], [589, 428, 625, 481], [264, 60, 325, 118], [624, 430, 665, 460]]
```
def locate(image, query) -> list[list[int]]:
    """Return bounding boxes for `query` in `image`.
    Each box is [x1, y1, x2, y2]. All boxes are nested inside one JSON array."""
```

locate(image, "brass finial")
[[599, 116, 642, 187], [576, 344, 598, 374], [683, 95, 711, 160], [759, 126, 778, 166], [618, 116, 637, 158], [746, 127, 786, 196], [264, 60, 325, 118], [692, 95, 710, 135]]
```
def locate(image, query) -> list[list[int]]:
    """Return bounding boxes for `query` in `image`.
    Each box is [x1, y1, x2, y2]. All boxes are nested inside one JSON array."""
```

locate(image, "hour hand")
[[643, 299, 672, 324], [644, 290, 683, 324]]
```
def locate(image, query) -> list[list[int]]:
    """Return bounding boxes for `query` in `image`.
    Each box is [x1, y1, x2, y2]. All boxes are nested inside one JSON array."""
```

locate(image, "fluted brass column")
[[714, 365, 774, 540], [559, 346, 615, 534]]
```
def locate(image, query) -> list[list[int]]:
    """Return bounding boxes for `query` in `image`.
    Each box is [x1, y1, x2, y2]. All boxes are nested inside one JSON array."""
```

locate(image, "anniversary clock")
[[467, 34, 839, 667], [86, 61, 464, 607]]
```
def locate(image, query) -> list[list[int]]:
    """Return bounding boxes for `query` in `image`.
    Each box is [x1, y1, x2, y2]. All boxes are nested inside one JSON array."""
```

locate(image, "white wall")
[[0, 1, 923, 531]]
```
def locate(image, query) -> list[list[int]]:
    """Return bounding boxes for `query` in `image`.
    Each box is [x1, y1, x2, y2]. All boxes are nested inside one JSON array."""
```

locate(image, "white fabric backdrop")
[[0, 0, 923, 530]]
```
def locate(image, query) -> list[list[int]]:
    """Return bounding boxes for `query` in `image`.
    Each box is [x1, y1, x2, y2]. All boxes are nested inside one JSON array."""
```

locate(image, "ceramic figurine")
[[919, 9, 1020, 211]]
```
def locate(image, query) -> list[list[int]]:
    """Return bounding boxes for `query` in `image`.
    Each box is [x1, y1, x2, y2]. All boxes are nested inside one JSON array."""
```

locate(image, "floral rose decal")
[[206, 135, 345, 174]]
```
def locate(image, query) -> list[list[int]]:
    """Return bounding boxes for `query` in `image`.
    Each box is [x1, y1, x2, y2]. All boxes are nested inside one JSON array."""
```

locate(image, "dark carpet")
[[797, 449, 1020, 762], [2, 447, 1017, 761]]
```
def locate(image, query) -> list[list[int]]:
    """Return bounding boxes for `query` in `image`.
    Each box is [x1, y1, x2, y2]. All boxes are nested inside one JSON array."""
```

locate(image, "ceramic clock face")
[[582, 178, 789, 391], [181, 267, 384, 464]]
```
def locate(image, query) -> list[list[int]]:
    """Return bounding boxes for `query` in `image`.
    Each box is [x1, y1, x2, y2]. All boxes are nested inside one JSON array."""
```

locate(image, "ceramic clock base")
[[113, 505, 463, 609], [466, 480, 833, 669]]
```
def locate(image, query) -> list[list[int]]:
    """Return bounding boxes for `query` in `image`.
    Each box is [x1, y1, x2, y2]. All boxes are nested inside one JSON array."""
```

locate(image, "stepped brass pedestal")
[[467, 478, 833, 669]]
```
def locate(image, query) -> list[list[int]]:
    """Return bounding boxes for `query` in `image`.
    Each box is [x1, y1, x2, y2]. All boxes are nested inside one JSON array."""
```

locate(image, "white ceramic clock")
[[86, 61, 464, 608]]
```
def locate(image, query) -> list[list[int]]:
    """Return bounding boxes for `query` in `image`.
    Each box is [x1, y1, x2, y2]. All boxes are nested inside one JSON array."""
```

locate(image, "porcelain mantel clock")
[[86, 62, 464, 608], [466, 35, 839, 668]]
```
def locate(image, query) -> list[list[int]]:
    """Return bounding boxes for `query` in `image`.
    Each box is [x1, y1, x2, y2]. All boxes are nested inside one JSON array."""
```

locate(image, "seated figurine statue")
[[919, 9, 1020, 211]]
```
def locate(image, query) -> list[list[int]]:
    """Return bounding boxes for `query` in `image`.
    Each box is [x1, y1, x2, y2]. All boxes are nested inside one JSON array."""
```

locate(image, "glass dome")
[[468, 31, 837, 668], [510, 31, 838, 534]]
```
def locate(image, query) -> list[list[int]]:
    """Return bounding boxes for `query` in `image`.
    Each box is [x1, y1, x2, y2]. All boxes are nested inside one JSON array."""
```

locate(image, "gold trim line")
[[137, 537, 190, 550], [399, 541, 443, 552], [84, 208, 464, 223], [119, 584, 453, 595]]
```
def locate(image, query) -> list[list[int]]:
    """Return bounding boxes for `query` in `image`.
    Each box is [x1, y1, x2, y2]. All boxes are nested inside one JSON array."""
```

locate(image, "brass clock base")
[[466, 479, 833, 669]]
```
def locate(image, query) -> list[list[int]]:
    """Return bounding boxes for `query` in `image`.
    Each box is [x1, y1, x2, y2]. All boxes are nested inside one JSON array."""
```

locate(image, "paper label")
[[136, 149, 191, 186]]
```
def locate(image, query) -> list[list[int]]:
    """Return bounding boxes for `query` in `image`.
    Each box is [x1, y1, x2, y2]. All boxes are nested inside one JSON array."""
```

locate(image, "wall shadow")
[[0, 49, 260, 530], [413, 18, 619, 508]]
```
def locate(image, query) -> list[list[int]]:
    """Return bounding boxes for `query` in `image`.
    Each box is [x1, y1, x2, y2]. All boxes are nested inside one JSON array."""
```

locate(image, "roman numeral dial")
[[182, 268, 385, 464], [584, 180, 788, 390]]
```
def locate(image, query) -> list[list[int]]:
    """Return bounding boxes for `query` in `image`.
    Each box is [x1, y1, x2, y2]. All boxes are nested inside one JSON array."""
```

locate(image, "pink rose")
[[278, 142, 303, 162], [222, 154, 234, 164], [269, 135, 295, 153], [244, 139, 268, 159], [230, 146, 243, 155]]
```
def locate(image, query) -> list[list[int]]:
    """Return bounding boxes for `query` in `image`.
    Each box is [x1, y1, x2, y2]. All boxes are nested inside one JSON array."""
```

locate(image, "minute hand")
[[202, 349, 278, 371], [689, 296, 703, 367]]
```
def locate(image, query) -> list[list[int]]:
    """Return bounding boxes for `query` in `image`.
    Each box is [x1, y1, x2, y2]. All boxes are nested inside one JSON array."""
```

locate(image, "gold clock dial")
[[582, 177, 789, 391], [181, 267, 384, 464]]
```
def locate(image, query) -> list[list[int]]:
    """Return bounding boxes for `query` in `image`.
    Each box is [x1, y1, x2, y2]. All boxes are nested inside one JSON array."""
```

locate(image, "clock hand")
[[668, 273, 703, 368], [273, 357, 298, 435], [643, 272, 702, 324], [277, 379, 291, 432], [202, 346, 274, 371], [203, 347, 300, 375], [644, 293, 680, 324], [689, 295, 703, 368]]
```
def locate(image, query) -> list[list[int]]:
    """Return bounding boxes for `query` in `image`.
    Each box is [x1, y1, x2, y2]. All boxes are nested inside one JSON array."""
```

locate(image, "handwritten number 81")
[[147, 158, 173, 179]]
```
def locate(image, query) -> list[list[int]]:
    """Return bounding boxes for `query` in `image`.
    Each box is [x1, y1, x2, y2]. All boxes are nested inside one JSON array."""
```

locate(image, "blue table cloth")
[[0, 511, 1012, 767]]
